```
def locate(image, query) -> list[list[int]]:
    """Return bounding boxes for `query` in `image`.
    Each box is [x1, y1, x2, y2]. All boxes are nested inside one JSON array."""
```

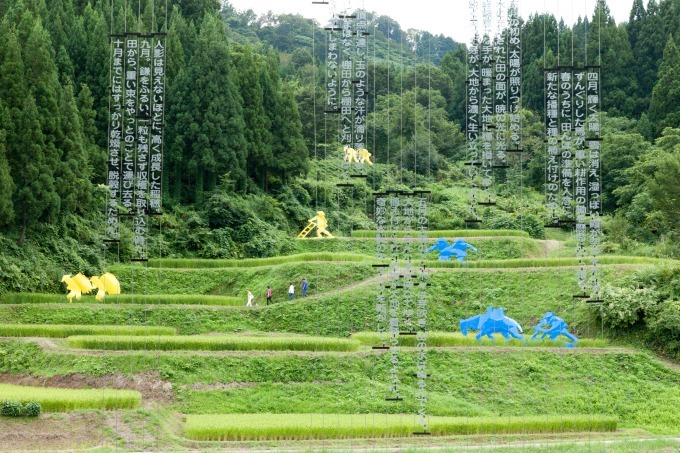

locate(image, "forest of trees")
[[1, 0, 680, 263]]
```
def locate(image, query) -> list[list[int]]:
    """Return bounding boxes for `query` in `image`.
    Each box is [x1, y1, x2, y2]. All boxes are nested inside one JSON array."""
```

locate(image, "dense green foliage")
[[0, 401, 41, 417]]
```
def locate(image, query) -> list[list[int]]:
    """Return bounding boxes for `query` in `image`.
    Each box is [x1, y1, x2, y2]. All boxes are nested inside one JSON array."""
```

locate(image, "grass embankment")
[[2, 341, 679, 433], [351, 230, 530, 238], [0, 266, 638, 336], [67, 334, 360, 352], [110, 261, 375, 299], [0, 293, 242, 306], [0, 383, 140, 411], [351, 331, 607, 348], [427, 256, 675, 269], [148, 252, 369, 268], [0, 324, 175, 337], [292, 237, 544, 260], [184, 413, 617, 441]]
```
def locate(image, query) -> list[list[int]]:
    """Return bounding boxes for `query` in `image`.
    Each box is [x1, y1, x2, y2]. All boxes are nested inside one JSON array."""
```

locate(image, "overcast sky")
[[225, 0, 634, 44]]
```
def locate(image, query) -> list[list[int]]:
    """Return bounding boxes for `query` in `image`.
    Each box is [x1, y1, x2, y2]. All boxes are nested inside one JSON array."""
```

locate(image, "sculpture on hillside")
[[90, 272, 121, 301], [298, 211, 334, 239], [342, 146, 373, 165], [531, 311, 579, 348], [62, 272, 121, 302], [61, 273, 94, 302], [427, 238, 477, 262], [460, 306, 525, 341]]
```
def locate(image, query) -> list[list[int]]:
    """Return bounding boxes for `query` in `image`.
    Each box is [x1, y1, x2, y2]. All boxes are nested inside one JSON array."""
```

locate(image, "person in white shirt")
[[288, 283, 294, 301], [246, 289, 255, 307]]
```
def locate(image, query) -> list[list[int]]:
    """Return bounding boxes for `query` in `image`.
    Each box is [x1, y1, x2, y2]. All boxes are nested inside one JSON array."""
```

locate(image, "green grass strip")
[[184, 413, 617, 441], [0, 384, 140, 411], [351, 229, 530, 238], [426, 256, 675, 268], [67, 334, 360, 352], [0, 323, 176, 338], [0, 293, 242, 306], [148, 252, 370, 269], [351, 331, 608, 348]]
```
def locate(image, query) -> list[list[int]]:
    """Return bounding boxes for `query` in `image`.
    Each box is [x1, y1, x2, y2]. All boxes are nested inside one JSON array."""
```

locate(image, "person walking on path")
[[246, 289, 255, 307], [301, 278, 309, 297], [288, 282, 295, 301], [266, 286, 272, 305]]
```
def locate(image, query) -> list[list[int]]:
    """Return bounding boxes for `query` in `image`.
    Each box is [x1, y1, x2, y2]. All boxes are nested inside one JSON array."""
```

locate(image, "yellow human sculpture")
[[90, 272, 121, 301], [311, 211, 333, 238], [357, 148, 373, 165], [61, 273, 94, 303], [298, 211, 334, 238], [343, 146, 359, 163]]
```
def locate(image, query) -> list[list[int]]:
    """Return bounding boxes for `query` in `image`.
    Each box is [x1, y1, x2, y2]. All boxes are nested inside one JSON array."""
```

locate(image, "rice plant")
[[0, 323, 176, 338], [0, 293, 242, 306], [148, 252, 372, 269], [351, 331, 608, 348], [426, 256, 674, 269], [67, 334, 361, 352], [0, 384, 140, 411], [351, 230, 530, 238], [184, 413, 617, 441]]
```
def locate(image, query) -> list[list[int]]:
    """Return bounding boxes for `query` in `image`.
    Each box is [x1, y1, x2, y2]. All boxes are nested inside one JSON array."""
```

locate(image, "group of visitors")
[[246, 278, 310, 307]]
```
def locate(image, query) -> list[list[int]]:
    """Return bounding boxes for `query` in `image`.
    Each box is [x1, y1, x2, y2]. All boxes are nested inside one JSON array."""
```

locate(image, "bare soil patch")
[[0, 412, 103, 451]]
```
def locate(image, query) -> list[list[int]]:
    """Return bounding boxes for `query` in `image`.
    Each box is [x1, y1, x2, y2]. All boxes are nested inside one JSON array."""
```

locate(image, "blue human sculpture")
[[460, 307, 525, 342], [427, 238, 478, 262], [530, 312, 579, 348]]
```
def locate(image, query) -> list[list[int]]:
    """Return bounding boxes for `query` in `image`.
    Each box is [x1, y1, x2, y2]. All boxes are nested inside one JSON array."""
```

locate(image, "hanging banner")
[[559, 68, 574, 220], [105, 36, 125, 241], [493, 1, 508, 168], [122, 34, 139, 216], [466, 14, 480, 221], [354, 10, 368, 172], [545, 69, 560, 224], [573, 70, 588, 292], [508, 1, 521, 150], [587, 67, 602, 298], [132, 35, 152, 261], [414, 194, 429, 433], [149, 33, 167, 215], [480, 0, 494, 197]]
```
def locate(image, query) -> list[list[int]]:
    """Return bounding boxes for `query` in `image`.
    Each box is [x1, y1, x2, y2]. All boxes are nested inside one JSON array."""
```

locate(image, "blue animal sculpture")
[[530, 312, 578, 348], [460, 307, 525, 342], [426, 238, 478, 262]]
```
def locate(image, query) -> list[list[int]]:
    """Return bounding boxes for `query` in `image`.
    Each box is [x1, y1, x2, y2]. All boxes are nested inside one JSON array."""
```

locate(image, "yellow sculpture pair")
[[343, 146, 373, 165], [61, 272, 121, 302]]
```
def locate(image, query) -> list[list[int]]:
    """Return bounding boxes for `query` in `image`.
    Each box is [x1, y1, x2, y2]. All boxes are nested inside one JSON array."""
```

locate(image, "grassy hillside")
[[2, 232, 680, 450]]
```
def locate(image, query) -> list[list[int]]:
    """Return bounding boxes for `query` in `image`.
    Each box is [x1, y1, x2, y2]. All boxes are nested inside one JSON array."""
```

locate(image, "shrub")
[[598, 284, 659, 328], [1, 401, 22, 417], [23, 402, 42, 417]]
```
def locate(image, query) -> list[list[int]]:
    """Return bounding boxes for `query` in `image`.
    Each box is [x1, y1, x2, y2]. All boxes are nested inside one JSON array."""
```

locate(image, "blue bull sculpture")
[[531, 311, 579, 348], [427, 238, 478, 262], [460, 307, 525, 341]]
